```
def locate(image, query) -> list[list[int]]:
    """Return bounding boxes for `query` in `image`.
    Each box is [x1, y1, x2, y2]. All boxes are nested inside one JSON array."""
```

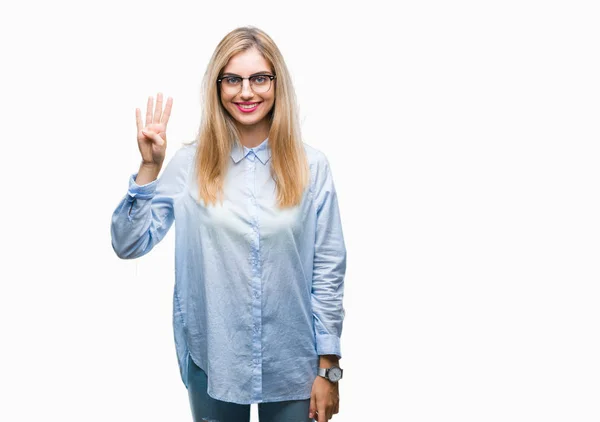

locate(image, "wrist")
[[319, 354, 340, 368], [140, 162, 162, 172], [317, 362, 344, 383], [136, 163, 161, 185]]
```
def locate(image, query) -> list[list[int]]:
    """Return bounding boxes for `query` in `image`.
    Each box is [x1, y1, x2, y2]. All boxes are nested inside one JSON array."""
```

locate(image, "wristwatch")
[[317, 365, 343, 382]]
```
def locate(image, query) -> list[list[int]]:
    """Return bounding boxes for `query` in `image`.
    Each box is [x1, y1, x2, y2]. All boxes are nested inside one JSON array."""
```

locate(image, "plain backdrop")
[[1, 0, 599, 421]]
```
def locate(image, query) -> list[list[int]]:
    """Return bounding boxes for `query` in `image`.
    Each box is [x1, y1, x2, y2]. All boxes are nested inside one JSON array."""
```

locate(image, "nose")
[[240, 79, 254, 99]]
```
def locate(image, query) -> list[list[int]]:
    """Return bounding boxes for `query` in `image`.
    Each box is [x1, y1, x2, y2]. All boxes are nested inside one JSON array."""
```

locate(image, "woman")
[[111, 26, 346, 422]]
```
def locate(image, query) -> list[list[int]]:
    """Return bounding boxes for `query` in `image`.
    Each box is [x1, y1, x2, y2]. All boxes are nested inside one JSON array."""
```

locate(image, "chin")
[[233, 112, 268, 125]]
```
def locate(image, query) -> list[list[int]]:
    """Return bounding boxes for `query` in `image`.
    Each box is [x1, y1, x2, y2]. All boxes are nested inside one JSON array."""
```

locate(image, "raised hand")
[[136, 93, 173, 168]]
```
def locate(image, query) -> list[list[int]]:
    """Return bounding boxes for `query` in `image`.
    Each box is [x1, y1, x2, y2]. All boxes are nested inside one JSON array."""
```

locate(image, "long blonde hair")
[[186, 26, 309, 208]]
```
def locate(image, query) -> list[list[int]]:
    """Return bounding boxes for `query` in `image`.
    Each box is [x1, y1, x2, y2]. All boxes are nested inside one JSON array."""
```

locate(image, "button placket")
[[246, 150, 263, 401]]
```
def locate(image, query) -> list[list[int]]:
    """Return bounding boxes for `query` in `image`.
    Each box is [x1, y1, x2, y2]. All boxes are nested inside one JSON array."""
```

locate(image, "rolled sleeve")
[[110, 145, 192, 259], [127, 173, 158, 199]]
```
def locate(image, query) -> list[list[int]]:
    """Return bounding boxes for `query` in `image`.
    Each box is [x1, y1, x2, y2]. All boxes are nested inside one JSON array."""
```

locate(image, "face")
[[219, 47, 276, 130]]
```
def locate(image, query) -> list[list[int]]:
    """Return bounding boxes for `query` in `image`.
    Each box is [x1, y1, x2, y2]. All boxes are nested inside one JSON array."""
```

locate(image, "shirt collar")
[[230, 137, 271, 165]]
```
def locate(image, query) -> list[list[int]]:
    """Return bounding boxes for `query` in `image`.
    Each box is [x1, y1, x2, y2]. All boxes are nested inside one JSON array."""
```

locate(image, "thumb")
[[309, 393, 316, 420], [141, 130, 165, 147]]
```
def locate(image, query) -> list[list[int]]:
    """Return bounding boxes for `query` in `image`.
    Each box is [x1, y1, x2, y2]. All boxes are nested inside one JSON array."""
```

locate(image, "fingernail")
[[309, 412, 313, 418]]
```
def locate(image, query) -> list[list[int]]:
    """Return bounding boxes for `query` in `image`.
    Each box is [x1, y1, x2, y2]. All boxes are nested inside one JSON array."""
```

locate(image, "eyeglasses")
[[217, 74, 276, 95]]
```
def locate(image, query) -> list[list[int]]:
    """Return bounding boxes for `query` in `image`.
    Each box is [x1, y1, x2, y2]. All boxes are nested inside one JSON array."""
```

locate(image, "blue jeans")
[[187, 353, 314, 422]]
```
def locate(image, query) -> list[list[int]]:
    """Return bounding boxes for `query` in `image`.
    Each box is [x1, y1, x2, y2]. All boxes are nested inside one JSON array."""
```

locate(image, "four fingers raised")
[[140, 93, 173, 131]]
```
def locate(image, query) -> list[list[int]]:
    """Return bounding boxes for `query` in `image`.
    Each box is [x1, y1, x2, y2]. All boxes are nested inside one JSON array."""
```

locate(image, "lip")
[[234, 102, 261, 113]]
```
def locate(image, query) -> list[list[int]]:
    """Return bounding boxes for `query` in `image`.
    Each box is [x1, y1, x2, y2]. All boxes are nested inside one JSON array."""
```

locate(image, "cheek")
[[264, 97, 276, 112], [219, 90, 235, 105]]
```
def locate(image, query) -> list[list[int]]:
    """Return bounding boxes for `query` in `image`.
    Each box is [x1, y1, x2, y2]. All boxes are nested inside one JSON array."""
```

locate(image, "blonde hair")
[[185, 26, 309, 208]]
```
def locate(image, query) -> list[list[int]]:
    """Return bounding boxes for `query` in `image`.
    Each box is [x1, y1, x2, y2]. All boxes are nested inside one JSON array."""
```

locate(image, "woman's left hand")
[[308, 375, 339, 421]]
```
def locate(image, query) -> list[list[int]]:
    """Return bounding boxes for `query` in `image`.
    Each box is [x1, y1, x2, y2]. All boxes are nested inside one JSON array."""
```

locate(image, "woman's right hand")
[[136, 92, 173, 168]]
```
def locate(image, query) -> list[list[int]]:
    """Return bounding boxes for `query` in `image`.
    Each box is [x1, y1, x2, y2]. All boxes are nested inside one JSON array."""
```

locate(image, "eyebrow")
[[221, 71, 273, 77]]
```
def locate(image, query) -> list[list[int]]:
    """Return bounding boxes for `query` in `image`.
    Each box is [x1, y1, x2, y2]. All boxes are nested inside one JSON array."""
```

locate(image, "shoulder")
[[176, 140, 198, 160], [168, 141, 197, 168], [160, 141, 197, 183], [302, 142, 332, 182], [302, 142, 333, 194], [302, 142, 329, 167]]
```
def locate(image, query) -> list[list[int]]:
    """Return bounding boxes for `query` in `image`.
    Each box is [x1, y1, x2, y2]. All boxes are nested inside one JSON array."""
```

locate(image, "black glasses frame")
[[217, 74, 277, 93]]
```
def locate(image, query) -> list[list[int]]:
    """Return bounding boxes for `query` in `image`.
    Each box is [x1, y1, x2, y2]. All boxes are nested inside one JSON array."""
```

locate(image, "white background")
[[1, 0, 599, 421]]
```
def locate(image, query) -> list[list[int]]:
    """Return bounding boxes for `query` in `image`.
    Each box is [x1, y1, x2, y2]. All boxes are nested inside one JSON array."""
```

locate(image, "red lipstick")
[[235, 102, 261, 113]]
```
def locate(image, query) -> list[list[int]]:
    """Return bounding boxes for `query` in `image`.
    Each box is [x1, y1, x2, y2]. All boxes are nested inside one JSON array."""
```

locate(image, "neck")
[[236, 120, 270, 148]]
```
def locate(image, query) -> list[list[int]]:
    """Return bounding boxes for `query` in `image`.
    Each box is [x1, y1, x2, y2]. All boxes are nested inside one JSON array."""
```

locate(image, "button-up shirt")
[[110, 137, 346, 404]]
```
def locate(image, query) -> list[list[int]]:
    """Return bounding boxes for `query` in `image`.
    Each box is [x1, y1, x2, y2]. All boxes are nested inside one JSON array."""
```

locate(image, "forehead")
[[222, 47, 271, 74]]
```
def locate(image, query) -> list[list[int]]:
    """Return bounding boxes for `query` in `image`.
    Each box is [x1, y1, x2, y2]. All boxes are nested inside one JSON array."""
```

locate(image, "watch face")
[[328, 367, 342, 382]]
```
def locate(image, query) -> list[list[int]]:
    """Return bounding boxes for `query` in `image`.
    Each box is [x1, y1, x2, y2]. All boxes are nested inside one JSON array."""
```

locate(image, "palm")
[[137, 122, 166, 164]]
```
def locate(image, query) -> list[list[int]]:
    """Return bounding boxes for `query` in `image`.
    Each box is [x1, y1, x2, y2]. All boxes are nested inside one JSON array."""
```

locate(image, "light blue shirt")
[[110, 138, 346, 404]]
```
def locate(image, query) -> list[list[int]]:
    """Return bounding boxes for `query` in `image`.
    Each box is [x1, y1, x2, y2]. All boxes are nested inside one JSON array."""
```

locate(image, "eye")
[[224, 76, 241, 85], [252, 75, 268, 85]]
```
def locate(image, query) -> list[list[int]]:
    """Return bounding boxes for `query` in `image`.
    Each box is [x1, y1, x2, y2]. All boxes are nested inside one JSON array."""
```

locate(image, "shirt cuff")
[[127, 172, 157, 200], [315, 333, 341, 359]]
